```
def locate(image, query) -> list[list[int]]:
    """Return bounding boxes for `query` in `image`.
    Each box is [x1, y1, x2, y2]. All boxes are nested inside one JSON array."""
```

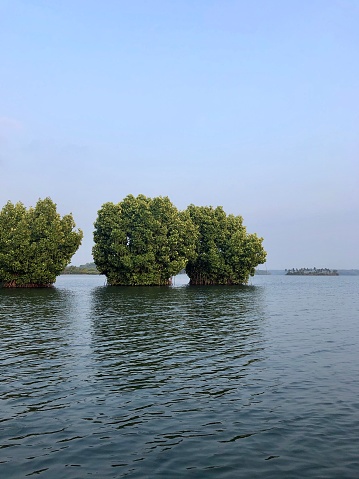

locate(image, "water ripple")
[[1, 275, 359, 478]]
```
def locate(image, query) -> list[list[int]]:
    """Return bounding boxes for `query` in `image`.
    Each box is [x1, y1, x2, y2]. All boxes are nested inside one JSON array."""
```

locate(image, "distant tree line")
[[0, 195, 266, 287], [337, 270, 359, 276], [286, 267, 338, 276], [255, 269, 271, 275], [62, 263, 99, 275]]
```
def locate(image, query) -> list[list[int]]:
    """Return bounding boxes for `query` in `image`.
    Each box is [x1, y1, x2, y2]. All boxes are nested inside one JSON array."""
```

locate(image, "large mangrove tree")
[[0, 198, 83, 287], [185, 205, 266, 285], [93, 194, 197, 285]]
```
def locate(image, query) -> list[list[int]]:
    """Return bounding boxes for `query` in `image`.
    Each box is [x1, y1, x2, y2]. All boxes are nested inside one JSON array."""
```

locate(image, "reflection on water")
[[88, 284, 269, 476], [1, 275, 359, 478], [0, 287, 74, 393], [90, 285, 266, 395]]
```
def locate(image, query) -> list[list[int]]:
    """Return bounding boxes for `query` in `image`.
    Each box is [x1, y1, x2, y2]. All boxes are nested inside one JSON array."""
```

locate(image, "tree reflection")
[[89, 285, 267, 394]]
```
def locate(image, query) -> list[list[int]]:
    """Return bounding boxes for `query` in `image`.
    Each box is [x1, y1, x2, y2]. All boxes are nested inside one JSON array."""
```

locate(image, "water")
[[1, 274, 359, 478]]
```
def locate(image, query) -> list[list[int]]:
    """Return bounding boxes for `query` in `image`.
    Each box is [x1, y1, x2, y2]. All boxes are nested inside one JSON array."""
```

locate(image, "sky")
[[1, 0, 358, 269]]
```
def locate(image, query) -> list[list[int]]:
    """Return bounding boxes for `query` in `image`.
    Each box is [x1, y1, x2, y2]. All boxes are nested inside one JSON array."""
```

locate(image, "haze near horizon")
[[1, 0, 358, 269]]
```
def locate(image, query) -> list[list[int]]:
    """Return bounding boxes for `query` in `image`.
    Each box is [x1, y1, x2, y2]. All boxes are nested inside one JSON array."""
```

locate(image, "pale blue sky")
[[1, 0, 358, 268]]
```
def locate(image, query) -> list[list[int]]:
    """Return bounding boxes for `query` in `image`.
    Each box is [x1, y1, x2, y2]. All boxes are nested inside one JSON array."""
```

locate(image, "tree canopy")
[[93, 194, 198, 285], [0, 198, 83, 287], [185, 205, 266, 285]]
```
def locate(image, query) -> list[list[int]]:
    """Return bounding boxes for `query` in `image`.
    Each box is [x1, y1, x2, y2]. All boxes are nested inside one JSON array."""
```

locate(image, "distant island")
[[286, 268, 338, 276], [62, 263, 99, 275], [255, 269, 271, 275]]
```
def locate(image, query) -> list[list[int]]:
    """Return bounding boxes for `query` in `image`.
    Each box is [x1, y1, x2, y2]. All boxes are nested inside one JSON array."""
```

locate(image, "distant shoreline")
[[286, 268, 338, 276], [258, 269, 359, 276], [61, 266, 359, 276]]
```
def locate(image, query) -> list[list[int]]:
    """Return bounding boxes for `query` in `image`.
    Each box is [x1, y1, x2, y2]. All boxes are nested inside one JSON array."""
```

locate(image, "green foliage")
[[185, 205, 266, 285], [0, 198, 83, 287], [93, 194, 198, 285], [62, 262, 99, 274]]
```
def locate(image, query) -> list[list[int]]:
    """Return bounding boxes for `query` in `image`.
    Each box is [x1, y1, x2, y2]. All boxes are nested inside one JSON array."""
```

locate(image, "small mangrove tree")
[[0, 198, 83, 287]]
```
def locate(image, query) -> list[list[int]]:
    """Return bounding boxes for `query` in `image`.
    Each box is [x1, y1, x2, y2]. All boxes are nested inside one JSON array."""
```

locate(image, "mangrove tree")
[[0, 198, 83, 287], [93, 194, 197, 285], [185, 204, 266, 285]]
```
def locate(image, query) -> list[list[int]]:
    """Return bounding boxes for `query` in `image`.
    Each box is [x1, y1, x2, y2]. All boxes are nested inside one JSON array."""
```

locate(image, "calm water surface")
[[1, 274, 358, 478]]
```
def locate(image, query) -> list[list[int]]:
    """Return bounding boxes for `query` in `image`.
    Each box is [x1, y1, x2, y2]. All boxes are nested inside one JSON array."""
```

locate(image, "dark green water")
[[1, 274, 359, 478]]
